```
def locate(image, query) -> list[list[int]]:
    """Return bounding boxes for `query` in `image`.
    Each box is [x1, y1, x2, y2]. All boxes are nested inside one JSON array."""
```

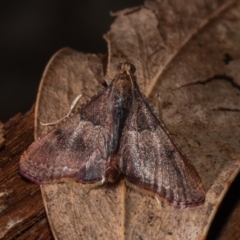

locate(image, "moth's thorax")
[[115, 77, 132, 97], [114, 61, 136, 97], [110, 75, 133, 154]]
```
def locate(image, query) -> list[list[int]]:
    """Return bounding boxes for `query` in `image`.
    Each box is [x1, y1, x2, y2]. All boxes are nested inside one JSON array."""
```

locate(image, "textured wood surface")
[[0, 109, 52, 240]]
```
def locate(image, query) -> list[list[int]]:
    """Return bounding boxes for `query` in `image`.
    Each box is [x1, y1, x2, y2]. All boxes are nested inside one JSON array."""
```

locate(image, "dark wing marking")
[[119, 85, 205, 208], [20, 85, 117, 184]]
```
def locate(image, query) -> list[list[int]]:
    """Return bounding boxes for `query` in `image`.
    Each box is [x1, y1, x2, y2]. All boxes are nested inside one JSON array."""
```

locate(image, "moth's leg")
[[40, 94, 83, 126], [80, 177, 106, 194]]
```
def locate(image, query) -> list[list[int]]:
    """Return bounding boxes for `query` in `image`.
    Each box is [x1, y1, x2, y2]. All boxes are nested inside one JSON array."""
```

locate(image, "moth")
[[20, 61, 205, 208]]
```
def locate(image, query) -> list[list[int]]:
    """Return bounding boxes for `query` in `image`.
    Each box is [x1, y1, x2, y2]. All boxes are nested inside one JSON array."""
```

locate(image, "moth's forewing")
[[119, 83, 205, 208], [20, 86, 117, 184]]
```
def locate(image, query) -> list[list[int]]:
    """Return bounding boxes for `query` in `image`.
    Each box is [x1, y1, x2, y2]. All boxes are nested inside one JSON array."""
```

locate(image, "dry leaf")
[[34, 0, 240, 239]]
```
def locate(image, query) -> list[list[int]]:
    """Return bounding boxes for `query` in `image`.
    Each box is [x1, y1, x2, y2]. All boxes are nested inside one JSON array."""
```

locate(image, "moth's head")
[[117, 61, 136, 75]]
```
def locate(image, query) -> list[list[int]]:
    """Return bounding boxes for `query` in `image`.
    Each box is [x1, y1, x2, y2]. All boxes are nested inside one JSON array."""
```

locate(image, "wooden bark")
[[0, 110, 52, 239]]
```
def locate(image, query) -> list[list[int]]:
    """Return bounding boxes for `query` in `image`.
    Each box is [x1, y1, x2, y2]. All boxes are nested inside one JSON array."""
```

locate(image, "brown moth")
[[19, 61, 205, 208]]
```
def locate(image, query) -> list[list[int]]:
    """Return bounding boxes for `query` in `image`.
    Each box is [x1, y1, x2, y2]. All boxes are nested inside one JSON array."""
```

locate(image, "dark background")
[[0, 0, 144, 122]]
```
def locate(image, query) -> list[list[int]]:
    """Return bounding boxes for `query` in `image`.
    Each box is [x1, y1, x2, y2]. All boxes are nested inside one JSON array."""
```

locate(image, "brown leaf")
[[35, 0, 240, 239]]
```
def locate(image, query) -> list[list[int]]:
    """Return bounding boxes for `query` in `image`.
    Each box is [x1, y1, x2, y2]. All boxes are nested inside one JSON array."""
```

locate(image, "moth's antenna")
[[40, 94, 83, 126]]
